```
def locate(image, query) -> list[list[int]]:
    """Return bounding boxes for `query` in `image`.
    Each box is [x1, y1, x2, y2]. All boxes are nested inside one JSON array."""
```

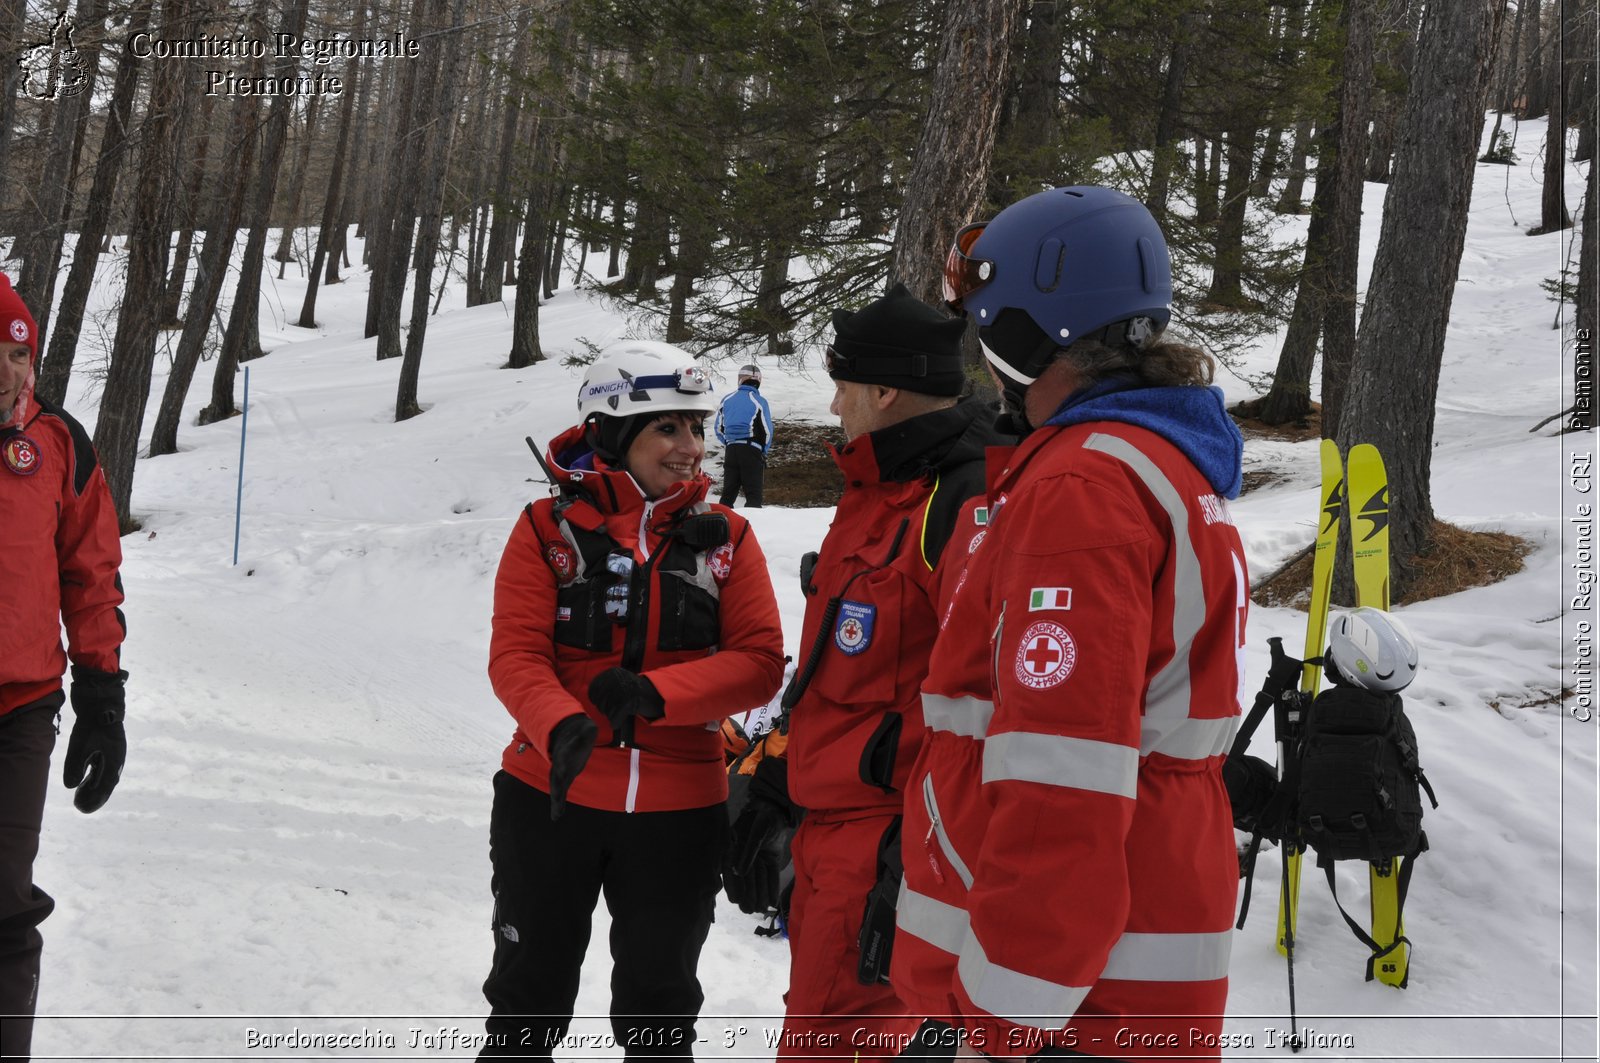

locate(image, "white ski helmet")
[[576, 341, 717, 422], [1327, 607, 1419, 692]]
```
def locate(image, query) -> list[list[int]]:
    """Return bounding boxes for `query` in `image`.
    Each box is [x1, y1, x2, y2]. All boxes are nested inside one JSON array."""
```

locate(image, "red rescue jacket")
[[489, 424, 785, 813], [0, 352, 124, 716], [893, 399, 1247, 1059], [786, 400, 1005, 817]]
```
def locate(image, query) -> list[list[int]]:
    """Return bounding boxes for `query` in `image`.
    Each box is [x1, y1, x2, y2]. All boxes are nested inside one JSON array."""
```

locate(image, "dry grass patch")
[[755, 419, 845, 508], [1229, 397, 1324, 443], [1252, 519, 1533, 609]]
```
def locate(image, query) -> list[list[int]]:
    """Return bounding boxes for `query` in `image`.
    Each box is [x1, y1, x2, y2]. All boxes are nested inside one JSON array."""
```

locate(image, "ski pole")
[[232, 365, 250, 566], [1282, 846, 1302, 1054]]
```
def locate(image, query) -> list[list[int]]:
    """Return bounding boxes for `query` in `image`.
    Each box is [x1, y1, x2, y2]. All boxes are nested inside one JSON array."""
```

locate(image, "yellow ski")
[[1277, 438, 1344, 955], [1347, 442, 1408, 987]]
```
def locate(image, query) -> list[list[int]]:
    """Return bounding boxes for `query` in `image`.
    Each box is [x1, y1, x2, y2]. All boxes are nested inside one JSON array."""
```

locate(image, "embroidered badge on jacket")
[[834, 600, 876, 656], [1014, 619, 1077, 689], [708, 541, 734, 582], [545, 541, 577, 582], [2, 434, 40, 476]]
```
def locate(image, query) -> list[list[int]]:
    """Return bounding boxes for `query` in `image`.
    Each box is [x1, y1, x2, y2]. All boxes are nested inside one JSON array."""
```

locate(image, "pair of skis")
[[1274, 439, 1409, 988]]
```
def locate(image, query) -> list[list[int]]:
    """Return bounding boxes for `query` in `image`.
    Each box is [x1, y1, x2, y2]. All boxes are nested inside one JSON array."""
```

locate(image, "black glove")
[[857, 816, 903, 985], [723, 757, 800, 914], [587, 668, 666, 737], [547, 714, 599, 821], [63, 666, 127, 814]]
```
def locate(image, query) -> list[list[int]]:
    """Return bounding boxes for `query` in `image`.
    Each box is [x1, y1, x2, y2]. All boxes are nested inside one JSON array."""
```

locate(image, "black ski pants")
[[718, 443, 766, 509], [479, 771, 725, 1060], [0, 696, 61, 1063]]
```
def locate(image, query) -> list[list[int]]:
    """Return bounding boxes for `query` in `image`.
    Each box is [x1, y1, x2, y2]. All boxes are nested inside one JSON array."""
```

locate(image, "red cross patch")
[[708, 541, 734, 582], [544, 542, 577, 582], [2, 434, 40, 476], [1014, 620, 1077, 690]]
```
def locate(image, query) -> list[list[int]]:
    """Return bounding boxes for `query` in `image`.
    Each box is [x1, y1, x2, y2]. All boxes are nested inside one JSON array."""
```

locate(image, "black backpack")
[[1229, 638, 1439, 979], [1296, 683, 1435, 864]]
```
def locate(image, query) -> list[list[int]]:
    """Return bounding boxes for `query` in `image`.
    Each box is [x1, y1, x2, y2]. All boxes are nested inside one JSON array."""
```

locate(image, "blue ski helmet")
[[942, 185, 1173, 385]]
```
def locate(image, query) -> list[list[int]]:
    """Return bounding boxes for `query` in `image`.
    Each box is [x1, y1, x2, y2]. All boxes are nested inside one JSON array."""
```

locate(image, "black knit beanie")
[[828, 283, 967, 396]]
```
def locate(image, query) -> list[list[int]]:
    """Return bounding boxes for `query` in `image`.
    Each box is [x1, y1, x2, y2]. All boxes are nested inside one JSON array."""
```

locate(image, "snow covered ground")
[[18, 117, 1595, 1061]]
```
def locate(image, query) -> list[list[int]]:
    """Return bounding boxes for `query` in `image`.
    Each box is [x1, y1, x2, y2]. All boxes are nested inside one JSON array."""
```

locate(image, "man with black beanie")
[[0, 273, 128, 1062], [722, 283, 1011, 1060]]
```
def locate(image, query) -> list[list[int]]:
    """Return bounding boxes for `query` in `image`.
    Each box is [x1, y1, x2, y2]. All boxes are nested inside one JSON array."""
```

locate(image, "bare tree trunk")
[[606, 198, 623, 278], [1203, 124, 1258, 307], [200, 0, 309, 424], [666, 222, 708, 344], [299, 4, 366, 327], [1365, 0, 1422, 182], [1338, 0, 1506, 601], [92, 3, 190, 532], [328, 33, 377, 286], [363, 45, 412, 337], [991, 0, 1064, 209], [396, 0, 468, 422], [274, 93, 323, 274], [1577, 148, 1596, 338], [478, 14, 531, 306], [160, 90, 217, 327], [1258, 141, 1337, 425], [1148, 10, 1201, 215], [545, 183, 572, 300], [13, 0, 109, 349], [34, 0, 150, 407], [756, 240, 792, 357], [0, 0, 28, 214], [1319, 0, 1377, 438], [373, 5, 432, 361], [509, 12, 577, 369], [1275, 119, 1314, 213], [1565, 0, 1596, 162], [1531, 29, 1571, 234], [1518, 0, 1544, 116], [150, 3, 268, 458], [888, 0, 1022, 304]]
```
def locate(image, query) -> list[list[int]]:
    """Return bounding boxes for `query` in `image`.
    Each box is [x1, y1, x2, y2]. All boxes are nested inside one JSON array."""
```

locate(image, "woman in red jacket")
[[479, 341, 785, 1060]]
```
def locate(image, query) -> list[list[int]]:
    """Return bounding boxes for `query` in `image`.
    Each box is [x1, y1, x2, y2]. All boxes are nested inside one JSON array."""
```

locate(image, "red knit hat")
[[0, 273, 38, 362]]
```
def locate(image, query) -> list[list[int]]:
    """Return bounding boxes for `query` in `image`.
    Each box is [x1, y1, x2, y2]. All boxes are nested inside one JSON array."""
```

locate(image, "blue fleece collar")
[[1043, 378, 1244, 498]]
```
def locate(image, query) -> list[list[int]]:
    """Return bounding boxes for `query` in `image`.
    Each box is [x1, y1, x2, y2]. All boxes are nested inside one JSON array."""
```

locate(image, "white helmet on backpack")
[[576, 341, 717, 422], [1327, 607, 1419, 692]]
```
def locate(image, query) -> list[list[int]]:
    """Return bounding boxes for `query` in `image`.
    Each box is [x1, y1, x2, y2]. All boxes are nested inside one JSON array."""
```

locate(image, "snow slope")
[[20, 118, 1595, 1061]]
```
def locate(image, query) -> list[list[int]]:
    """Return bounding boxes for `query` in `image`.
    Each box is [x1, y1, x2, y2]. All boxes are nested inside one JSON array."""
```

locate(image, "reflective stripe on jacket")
[[715, 385, 773, 453], [893, 420, 1246, 1059]]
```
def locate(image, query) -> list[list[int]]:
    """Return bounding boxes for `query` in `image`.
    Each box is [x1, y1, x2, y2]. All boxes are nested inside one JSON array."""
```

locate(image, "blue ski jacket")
[[715, 384, 773, 454]]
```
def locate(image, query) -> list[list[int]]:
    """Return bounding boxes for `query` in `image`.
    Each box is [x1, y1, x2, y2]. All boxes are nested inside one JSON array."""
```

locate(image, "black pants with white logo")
[[0, 697, 61, 1063], [479, 771, 726, 1060], [718, 444, 766, 509]]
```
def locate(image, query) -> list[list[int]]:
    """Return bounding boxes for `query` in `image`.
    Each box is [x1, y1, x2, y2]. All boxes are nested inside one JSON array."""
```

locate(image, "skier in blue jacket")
[[715, 365, 773, 508]]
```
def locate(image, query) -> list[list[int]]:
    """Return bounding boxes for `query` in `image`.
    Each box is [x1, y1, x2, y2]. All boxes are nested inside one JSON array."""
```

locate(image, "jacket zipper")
[[920, 772, 973, 889], [990, 602, 1006, 706]]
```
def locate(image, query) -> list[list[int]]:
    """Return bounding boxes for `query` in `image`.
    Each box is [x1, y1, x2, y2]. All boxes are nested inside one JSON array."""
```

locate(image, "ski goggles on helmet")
[[941, 222, 995, 312], [627, 365, 712, 397]]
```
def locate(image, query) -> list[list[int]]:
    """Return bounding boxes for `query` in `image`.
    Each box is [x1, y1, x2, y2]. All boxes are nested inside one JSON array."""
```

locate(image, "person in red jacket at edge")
[[721, 285, 1010, 1062], [0, 273, 128, 1063], [479, 340, 784, 1060], [891, 187, 1247, 1063]]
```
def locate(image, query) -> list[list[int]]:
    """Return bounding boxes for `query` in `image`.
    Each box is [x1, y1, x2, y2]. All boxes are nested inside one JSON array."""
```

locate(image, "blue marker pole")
[[233, 365, 250, 566]]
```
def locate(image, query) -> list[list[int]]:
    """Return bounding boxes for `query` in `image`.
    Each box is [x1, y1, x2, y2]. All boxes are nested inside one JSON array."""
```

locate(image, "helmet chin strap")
[[994, 375, 1034, 437]]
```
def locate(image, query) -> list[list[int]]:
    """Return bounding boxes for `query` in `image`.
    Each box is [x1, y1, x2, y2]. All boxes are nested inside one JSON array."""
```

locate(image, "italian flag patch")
[[1028, 587, 1073, 611]]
